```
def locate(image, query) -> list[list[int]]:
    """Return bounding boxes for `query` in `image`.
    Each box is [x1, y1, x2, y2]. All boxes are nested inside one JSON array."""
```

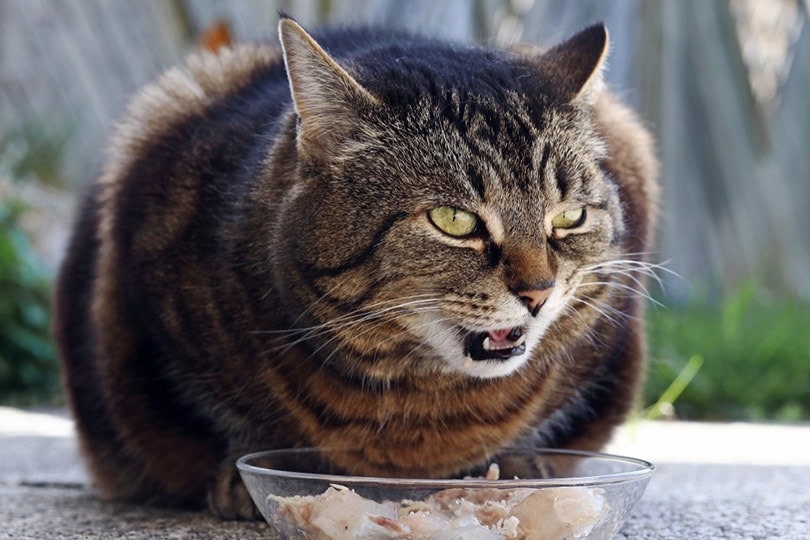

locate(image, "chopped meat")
[[265, 469, 609, 539]]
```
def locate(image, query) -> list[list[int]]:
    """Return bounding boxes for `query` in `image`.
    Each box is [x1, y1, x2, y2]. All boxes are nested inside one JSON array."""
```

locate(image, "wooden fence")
[[1, 0, 808, 299]]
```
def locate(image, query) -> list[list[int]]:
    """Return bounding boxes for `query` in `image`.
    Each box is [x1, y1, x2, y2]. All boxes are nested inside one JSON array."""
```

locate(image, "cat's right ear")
[[533, 23, 609, 105], [278, 17, 378, 157]]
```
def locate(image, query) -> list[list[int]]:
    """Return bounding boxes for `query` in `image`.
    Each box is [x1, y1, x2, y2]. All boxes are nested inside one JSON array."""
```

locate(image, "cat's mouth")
[[464, 326, 527, 362]]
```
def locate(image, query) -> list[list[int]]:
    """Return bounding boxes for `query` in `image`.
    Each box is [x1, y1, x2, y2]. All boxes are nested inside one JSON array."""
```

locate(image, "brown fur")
[[54, 18, 658, 519]]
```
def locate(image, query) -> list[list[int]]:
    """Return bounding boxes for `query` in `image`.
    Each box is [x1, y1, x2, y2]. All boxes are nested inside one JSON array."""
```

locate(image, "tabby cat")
[[54, 16, 658, 519]]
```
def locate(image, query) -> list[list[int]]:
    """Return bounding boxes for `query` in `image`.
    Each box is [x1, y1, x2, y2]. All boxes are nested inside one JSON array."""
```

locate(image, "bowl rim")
[[236, 447, 655, 489]]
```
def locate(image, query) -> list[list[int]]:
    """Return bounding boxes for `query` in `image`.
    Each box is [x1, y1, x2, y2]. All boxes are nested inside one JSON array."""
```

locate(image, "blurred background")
[[1, 0, 808, 422]]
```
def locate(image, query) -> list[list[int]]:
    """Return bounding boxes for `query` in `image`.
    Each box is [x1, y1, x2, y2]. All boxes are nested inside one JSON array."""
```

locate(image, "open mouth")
[[464, 326, 527, 362]]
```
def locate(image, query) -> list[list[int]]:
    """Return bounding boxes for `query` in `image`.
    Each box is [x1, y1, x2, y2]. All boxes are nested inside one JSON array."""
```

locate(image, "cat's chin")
[[453, 354, 531, 379]]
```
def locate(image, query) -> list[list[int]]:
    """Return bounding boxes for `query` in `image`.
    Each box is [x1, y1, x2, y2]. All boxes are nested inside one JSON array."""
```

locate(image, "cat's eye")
[[428, 206, 479, 238], [551, 208, 586, 230]]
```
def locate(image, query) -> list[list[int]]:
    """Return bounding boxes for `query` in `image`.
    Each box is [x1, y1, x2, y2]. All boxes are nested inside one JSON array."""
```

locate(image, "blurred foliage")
[[0, 201, 60, 404], [0, 121, 71, 186], [644, 282, 810, 422], [643, 353, 703, 421], [0, 122, 67, 405]]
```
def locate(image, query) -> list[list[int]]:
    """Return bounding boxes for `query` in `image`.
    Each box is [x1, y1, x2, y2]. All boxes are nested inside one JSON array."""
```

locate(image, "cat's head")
[[272, 17, 625, 380]]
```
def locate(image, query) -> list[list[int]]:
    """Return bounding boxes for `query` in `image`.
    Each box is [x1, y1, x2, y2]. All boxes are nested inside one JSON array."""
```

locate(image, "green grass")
[[643, 283, 810, 422]]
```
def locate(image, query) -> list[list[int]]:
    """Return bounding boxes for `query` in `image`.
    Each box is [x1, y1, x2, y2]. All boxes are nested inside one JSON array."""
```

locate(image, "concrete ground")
[[1, 406, 809, 539]]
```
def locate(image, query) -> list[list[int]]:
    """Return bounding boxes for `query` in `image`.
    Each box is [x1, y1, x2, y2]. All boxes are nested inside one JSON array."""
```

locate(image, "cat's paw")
[[207, 463, 262, 520]]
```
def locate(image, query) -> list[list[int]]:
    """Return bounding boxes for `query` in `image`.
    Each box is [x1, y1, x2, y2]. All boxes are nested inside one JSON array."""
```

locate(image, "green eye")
[[428, 206, 479, 237], [551, 208, 586, 229]]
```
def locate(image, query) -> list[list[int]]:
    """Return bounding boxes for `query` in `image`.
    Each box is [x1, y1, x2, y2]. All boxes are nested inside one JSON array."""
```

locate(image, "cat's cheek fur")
[[457, 355, 532, 379]]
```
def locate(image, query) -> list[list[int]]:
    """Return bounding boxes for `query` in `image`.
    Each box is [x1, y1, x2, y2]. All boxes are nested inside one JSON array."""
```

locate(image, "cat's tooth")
[[482, 337, 492, 351], [464, 356, 473, 368], [514, 334, 526, 347]]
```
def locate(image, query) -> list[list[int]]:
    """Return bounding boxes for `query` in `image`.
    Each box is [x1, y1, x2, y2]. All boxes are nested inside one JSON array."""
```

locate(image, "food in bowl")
[[237, 448, 653, 539], [269, 482, 607, 539]]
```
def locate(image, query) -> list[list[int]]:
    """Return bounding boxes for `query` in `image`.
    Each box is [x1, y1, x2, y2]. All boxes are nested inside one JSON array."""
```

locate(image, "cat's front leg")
[[207, 455, 262, 520]]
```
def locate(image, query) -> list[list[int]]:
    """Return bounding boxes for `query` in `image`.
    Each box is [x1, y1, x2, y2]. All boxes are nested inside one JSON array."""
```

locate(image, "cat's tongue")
[[488, 328, 513, 344], [487, 327, 523, 349]]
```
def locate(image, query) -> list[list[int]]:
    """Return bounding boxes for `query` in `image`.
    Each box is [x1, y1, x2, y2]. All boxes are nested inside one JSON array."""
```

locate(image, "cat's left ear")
[[278, 17, 378, 156], [534, 23, 609, 105]]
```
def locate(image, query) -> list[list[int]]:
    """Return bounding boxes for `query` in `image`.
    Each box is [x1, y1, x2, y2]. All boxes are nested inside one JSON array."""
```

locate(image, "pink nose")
[[517, 285, 553, 316]]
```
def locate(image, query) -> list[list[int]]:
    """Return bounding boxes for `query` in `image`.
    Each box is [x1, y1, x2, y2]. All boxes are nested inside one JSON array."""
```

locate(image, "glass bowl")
[[237, 447, 653, 539]]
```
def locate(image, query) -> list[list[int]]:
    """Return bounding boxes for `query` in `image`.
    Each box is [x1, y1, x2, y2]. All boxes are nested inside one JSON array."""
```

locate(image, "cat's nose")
[[516, 283, 554, 317]]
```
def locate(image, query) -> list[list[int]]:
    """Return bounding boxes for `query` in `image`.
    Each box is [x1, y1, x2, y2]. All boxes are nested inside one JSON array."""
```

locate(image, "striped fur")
[[54, 18, 658, 519]]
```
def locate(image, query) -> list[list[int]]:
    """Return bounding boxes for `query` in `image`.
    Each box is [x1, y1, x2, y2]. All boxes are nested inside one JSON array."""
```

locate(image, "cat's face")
[[273, 19, 623, 379]]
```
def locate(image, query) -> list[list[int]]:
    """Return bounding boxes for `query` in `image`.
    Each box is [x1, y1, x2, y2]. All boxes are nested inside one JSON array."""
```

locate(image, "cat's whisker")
[[571, 274, 661, 319], [583, 260, 661, 281], [262, 300, 443, 357], [314, 299, 441, 340], [608, 267, 657, 292], [559, 299, 593, 326], [374, 314, 456, 353], [254, 294, 440, 336], [306, 307, 446, 371], [254, 295, 440, 344], [580, 262, 663, 297], [574, 279, 662, 308], [397, 318, 462, 374], [568, 293, 628, 327], [583, 258, 681, 291], [583, 257, 664, 271], [284, 280, 353, 330]]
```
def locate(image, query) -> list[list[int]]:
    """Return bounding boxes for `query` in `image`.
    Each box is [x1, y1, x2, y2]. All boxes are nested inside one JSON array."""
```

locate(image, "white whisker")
[[573, 280, 663, 308], [569, 294, 628, 327], [314, 306, 443, 367], [258, 294, 442, 360], [254, 295, 440, 350], [254, 293, 439, 336], [583, 258, 682, 292]]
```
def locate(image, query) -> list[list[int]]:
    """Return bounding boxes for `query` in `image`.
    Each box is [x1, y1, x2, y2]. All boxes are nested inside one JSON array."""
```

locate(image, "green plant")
[[0, 122, 70, 186], [643, 353, 703, 420], [644, 282, 810, 421], [0, 120, 70, 404], [0, 201, 60, 404]]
